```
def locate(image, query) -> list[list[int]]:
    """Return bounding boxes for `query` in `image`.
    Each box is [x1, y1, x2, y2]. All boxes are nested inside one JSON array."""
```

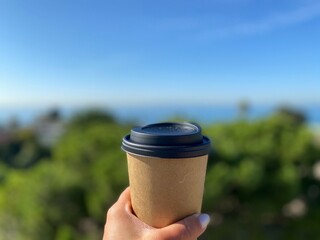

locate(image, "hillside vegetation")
[[0, 109, 319, 240]]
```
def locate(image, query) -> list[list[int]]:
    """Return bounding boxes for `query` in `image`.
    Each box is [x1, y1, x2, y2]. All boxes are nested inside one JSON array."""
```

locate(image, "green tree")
[[0, 111, 130, 240], [201, 112, 320, 240]]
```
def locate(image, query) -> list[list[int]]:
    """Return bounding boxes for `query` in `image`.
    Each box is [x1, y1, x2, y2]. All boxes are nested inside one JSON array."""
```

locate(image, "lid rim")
[[122, 135, 211, 158]]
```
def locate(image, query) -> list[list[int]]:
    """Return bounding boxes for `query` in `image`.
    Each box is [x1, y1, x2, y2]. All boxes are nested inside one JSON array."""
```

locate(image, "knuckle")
[[151, 231, 177, 240], [181, 219, 193, 238], [106, 204, 118, 218]]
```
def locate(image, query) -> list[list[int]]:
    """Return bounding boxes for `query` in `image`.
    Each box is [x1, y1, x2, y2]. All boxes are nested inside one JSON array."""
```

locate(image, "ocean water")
[[0, 105, 319, 127], [114, 105, 320, 126]]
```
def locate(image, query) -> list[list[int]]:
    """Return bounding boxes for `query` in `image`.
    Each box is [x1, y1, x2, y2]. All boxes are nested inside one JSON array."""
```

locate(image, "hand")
[[103, 187, 210, 240]]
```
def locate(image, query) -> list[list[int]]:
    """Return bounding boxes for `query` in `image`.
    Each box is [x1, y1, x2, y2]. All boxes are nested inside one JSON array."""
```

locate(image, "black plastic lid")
[[121, 122, 211, 158]]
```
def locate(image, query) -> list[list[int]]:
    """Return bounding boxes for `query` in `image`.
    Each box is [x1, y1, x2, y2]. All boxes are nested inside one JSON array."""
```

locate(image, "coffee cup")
[[122, 122, 211, 228]]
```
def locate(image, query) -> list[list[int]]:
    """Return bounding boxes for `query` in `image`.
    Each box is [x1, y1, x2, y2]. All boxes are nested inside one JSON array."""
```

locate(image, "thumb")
[[158, 213, 210, 240]]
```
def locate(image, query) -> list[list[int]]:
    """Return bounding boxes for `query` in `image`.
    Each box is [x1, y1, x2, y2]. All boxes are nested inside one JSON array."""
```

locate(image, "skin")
[[103, 187, 209, 240]]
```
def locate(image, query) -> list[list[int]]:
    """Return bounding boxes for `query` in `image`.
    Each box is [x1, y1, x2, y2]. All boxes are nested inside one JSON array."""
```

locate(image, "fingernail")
[[198, 214, 210, 229]]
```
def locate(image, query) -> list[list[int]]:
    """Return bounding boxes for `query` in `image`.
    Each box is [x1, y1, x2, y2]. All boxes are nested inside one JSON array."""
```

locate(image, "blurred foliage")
[[202, 110, 320, 239], [0, 109, 319, 240], [0, 128, 50, 168]]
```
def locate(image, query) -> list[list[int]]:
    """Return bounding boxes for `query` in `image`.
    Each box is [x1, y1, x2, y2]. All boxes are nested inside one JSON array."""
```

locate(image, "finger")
[[117, 187, 131, 205], [116, 187, 136, 217], [106, 187, 131, 219], [158, 213, 210, 240]]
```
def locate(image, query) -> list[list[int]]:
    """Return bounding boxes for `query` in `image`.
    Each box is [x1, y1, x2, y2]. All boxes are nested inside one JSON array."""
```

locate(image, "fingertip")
[[197, 213, 210, 229]]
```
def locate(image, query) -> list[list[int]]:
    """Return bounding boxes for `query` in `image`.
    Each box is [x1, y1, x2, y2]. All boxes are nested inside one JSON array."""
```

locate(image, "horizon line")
[[0, 100, 319, 109]]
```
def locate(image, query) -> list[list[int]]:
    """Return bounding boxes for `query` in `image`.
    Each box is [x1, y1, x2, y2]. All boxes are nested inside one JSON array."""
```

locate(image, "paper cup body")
[[127, 153, 208, 228]]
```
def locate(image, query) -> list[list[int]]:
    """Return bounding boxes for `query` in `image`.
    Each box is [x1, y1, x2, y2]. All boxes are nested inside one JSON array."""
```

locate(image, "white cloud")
[[198, 2, 320, 39]]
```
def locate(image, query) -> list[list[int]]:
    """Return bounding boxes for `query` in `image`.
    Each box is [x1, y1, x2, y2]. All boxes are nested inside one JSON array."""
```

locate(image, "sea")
[[0, 104, 319, 128]]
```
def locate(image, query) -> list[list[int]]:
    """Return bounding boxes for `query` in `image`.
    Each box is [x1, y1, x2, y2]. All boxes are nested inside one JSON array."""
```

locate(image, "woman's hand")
[[103, 187, 210, 240]]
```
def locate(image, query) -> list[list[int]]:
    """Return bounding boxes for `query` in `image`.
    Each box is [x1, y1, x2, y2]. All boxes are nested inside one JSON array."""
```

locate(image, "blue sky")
[[0, 0, 319, 107]]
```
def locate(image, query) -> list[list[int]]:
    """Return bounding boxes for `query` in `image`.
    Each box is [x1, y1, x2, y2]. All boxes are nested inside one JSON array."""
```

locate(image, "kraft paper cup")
[[122, 122, 211, 228]]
